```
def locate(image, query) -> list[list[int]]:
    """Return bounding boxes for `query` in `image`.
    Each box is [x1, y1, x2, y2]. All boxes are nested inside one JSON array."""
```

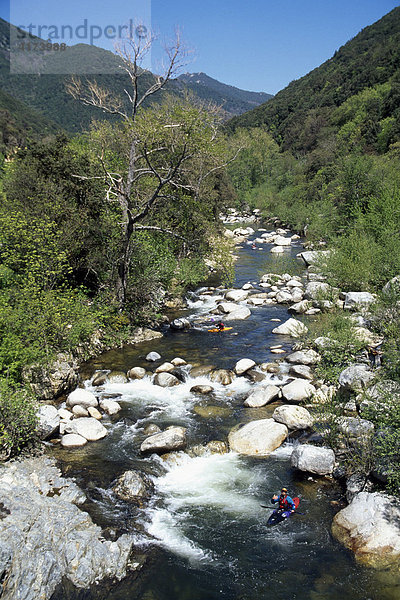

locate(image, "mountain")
[[0, 18, 272, 142], [227, 7, 400, 152], [177, 72, 272, 116]]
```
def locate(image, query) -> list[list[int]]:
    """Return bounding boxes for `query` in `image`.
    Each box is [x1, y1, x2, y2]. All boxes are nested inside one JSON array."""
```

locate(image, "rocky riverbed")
[[2, 220, 400, 599]]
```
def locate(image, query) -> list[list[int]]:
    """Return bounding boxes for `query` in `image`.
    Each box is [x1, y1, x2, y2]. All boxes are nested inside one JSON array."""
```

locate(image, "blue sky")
[[2, 0, 400, 93]]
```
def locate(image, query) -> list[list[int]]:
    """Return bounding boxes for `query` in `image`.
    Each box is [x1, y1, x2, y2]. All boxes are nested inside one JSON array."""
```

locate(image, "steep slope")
[[177, 72, 272, 116], [0, 89, 60, 154], [227, 7, 400, 151]]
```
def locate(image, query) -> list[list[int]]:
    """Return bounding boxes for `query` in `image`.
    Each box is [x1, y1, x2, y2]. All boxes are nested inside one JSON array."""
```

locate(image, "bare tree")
[[67, 29, 235, 308]]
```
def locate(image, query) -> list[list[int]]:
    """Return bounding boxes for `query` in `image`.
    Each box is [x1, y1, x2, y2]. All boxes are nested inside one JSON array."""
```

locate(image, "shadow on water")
[[51, 229, 400, 600]]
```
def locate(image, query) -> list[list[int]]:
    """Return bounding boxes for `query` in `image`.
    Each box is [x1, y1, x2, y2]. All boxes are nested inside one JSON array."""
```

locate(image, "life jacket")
[[279, 495, 291, 510]]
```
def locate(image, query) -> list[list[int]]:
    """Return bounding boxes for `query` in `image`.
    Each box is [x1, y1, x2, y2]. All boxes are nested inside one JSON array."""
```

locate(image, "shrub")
[[0, 381, 38, 458]]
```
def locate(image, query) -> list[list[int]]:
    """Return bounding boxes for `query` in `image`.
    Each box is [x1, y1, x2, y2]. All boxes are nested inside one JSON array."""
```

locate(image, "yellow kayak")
[[208, 327, 233, 332]]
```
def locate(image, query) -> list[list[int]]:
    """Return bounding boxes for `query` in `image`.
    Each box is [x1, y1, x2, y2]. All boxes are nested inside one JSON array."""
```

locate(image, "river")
[[50, 228, 398, 600]]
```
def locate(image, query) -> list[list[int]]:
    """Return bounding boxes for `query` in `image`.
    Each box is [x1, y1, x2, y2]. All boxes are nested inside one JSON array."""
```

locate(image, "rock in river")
[[153, 372, 180, 387], [234, 358, 256, 375], [210, 369, 236, 385], [244, 385, 280, 407], [66, 389, 98, 409], [273, 405, 313, 430], [64, 417, 108, 441], [290, 444, 335, 475], [281, 379, 316, 403], [140, 426, 187, 454], [228, 419, 288, 456], [332, 492, 400, 569], [272, 318, 308, 337], [113, 470, 153, 503]]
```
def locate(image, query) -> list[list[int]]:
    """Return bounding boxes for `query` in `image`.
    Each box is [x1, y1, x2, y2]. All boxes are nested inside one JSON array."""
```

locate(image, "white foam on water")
[[87, 374, 254, 423], [143, 452, 266, 563], [270, 442, 296, 459]]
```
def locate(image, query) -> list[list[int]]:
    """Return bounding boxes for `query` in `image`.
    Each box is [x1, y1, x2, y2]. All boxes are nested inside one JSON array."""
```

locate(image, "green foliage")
[[307, 312, 366, 383], [0, 381, 38, 458]]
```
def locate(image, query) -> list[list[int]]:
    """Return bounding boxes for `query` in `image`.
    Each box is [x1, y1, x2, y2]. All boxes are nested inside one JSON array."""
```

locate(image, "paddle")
[[260, 504, 305, 515]]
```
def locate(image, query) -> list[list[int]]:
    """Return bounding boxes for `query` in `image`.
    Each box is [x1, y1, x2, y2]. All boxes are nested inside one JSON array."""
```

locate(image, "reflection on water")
[[50, 229, 399, 600]]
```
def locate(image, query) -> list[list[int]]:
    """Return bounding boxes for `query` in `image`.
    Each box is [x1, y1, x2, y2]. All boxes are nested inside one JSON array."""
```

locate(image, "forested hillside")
[[0, 18, 272, 147], [228, 7, 400, 153], [228, 5, 400, 291]]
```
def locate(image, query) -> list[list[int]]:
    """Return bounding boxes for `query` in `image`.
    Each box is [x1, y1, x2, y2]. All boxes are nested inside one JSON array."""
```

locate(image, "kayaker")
[[217, 321, 225, 331], [271, 487, 296, 513]]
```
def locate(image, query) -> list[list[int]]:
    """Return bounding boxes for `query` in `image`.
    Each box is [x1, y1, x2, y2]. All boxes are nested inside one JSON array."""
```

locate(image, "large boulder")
[[36, 405, 60, 440], [225, 289, 249, 302], [0, 457, 134, 600], [153, 372, 180, 387], [274, 235, 292, 246], [338, 365, 374, 393], [64, 417, 108, 441], [140, 426, 187, 454], [22, 352, 79, 402], [224, 306, 252, 321], [272, 318, 308, 337], [216, 301, 239, 314], [291, 444, 335, 475], [66, 389, 98, 409], [234, 358, 256, 375], [275, 290, 293, 304], [228, 419, 288, 456], [288, 300, 312, 314], [304, 282, 335, 301], [298, 250, 331, 266], [113, 470, 153, 502], [285, 350, 321, 365], [332, 492, 400, 569], [243, 385, 280, 407], [344, 292, 376, 311], [155, 362, 175, 373], [281, 379, 316, 403], [273, 405, 313, 430]]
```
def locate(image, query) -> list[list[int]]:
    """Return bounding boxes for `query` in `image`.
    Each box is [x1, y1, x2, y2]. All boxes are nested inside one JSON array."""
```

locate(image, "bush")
[[307, 312, 366, 383], [0, 381, 38, 458]]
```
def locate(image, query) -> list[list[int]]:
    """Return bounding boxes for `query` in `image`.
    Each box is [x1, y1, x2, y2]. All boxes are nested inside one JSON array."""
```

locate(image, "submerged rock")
[[209, 369, 236, 385], [332, 492, 400, 569], [228, 419, 288, 456]]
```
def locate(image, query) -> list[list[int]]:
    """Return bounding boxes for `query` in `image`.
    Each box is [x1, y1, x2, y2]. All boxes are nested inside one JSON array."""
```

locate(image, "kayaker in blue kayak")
[[271, 488, 296, 513]]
